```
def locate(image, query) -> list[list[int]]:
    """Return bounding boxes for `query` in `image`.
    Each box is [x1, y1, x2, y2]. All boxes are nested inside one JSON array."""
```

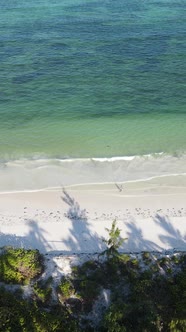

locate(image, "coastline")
[[0, 176, 186, 254], [0, 153, 186, 192]]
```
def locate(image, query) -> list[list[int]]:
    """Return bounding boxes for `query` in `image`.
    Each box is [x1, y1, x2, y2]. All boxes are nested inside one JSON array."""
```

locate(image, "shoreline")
[[0, 172, 186, 194], [0, 152, 186, 192]]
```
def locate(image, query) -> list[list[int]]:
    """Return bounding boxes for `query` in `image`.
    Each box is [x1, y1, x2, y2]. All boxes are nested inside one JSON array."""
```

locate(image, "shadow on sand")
[[122, 216, 162, 252], [154, 213, 186, 251], [0, 220, 52, 253], [121, 214, 186, 253], [0, 194, 186, 255], [61, 189, 105, 253]]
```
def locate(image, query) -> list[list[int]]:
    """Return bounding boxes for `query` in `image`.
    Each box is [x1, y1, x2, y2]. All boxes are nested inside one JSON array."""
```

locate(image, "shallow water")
[[0, 0, 185, 160], [0, 0, 185, 189]]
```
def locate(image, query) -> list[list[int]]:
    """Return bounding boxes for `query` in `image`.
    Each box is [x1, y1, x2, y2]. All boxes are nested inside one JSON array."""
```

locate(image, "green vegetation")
[[0, 287, 80, 332], [58, 277, 75, 301], [33, 277, 52, 304], [100, 254, 186, 332], [71, 261, 102, 312], [0, 243, 185, 331], [0, 247, 43, 284], [101, 220, 127, 260], [142, 251, 152, 265]]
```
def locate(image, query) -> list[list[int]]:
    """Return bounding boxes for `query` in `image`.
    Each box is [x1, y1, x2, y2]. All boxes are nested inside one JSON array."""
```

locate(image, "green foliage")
[[119, 254, 131, 264], [58, 277, 74, 301], [171, 255, 180, 264], [0, 287, 80, 332], [72, 260, 98, 278], [0, 246, 186, 332], [142, 251, 150, 260], [101, 264, 186, 332], [71, 261, 102, 312], [171, 271, 186, 318], [150, 263, 160, 274], [130, 258, 139, 269], [169, 318, 186, 332], [33, 278, 52, 304], [77, 279, 100, 305], [180, 254, 186, 266], [101, 220, 127, 260], [102, 301, 127, 332], [159, 257, 169, 267], [0, 247, 43, 284], [142, 251, 152, 265]]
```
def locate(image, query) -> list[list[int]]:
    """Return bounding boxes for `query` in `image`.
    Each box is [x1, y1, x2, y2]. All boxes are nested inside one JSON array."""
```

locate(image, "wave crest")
[[0, 153, 186, 192]]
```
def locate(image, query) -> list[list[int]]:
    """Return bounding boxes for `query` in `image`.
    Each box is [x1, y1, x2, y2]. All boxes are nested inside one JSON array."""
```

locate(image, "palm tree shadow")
[[0, 232, 28, 249], [62, 189, 87, 220], [154, 214, 186, 251], [26, 220, 52, 252], [0, 220, 52, 253], [61, 189, 105, 253], [122, 217, 162, 252]]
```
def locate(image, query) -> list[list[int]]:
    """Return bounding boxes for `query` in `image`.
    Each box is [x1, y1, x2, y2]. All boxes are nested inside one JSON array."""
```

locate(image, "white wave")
[[0, 153, 186, 192]]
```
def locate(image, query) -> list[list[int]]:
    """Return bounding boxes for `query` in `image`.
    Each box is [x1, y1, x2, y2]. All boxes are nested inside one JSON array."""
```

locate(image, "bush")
[[58, 277, 75, 301], [169, 318, 186, 332], [0, 247, 43, 284], [1, 246, 186, 332], [33, 278, 52, 304], [142, 251, 152, 266], [0, 287, 80, 332]]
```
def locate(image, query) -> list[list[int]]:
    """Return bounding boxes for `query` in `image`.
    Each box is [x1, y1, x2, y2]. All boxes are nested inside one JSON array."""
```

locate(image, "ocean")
[[0, 0, 186, 190]]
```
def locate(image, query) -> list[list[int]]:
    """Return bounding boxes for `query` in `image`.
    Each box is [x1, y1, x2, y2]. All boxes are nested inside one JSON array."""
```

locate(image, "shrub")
[[58, 277, 75, 301], [0, 247, 43, 284], [142, 251, 152, 265], [0, 287, 80, 332], [77, 279, 100, 302], [33, 278, 52, 304], [169, 318, 186, 332]]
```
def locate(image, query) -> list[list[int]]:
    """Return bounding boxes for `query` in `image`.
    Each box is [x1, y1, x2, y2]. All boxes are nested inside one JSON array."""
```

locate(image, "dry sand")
[[0, 175, 186, 254]]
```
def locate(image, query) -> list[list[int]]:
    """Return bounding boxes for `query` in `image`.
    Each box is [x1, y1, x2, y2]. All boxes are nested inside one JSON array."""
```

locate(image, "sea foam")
[[0, 153, 186, 192]]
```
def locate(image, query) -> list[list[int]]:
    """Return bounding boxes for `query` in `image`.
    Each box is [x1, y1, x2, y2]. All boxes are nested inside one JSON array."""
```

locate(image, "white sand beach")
[[0, 175, 186, 254]]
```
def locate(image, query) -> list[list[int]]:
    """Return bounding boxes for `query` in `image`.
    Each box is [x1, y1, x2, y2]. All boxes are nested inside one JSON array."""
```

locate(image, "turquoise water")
[[0, 0, 186, 160]]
